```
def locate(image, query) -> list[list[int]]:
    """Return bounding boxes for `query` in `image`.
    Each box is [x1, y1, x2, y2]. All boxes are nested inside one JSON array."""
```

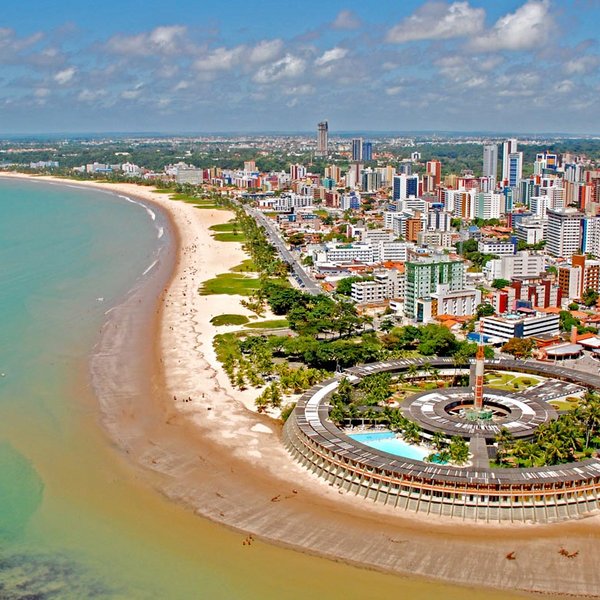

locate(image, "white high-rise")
[[546, 208, 584, 258], [475, 191, 503, 219], [483, 144, 498, 181], [502, 139, 523, 186]]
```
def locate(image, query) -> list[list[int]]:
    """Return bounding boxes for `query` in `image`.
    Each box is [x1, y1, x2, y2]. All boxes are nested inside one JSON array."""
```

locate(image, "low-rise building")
[[415, 285, 481, 323], [478, 239, 515, 256], [481, 312, 560, 341]]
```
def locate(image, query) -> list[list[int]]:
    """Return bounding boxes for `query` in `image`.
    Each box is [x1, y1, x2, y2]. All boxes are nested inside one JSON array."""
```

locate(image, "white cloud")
[[106, 25, 188, 57], [331, 10, 362, 30], [77, 89, 107, 102], [247, 39, 283, 64], [253, 55, 306, 84], [315, 47, 348, 66], [54, 67, 76, 85], [194, 46, 244, 71], [564, 55, 600, 75], [194, 39, 282, 73], [470, 0, 554, 52], [386, 2, 485, 43], [283, 84, 315, 96]]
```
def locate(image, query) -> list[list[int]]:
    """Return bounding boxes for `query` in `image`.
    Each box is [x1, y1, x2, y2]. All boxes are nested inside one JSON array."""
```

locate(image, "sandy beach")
[[4, 171, 600, 598]]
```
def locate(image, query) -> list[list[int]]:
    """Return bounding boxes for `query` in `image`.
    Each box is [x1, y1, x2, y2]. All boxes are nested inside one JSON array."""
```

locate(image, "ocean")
[[0, 177, 525, 599]]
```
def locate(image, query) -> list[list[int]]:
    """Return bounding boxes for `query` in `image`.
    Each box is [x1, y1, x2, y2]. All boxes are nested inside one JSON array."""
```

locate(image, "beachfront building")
[[284, 357, 600, 523]]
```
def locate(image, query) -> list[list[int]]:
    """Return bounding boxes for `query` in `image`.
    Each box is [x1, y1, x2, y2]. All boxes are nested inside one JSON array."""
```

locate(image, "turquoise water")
[[0, 178, 524, 600], [349, 431, 429, 461]]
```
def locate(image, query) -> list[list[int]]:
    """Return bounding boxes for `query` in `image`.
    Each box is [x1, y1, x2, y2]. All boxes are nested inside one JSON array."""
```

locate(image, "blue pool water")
[[349, 431, 429, 461]]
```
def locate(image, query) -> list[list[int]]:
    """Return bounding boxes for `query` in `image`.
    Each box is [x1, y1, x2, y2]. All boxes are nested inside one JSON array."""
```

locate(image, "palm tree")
[[402, 421, 422, 444], [431, 431, 446, 452], [406, 363, 419, 380], [448, 436, 470, 465]]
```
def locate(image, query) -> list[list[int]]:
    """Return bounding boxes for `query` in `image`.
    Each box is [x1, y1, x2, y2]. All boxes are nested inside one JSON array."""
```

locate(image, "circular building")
[[283, 357, 600, 522]]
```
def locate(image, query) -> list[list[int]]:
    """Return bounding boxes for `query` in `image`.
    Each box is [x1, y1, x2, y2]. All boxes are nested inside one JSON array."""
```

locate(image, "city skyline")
[[0, 0, 599, 134]]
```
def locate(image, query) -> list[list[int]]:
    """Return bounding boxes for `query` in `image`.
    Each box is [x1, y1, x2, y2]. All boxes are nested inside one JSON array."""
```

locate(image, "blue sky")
[[1, 0, 599, 134]]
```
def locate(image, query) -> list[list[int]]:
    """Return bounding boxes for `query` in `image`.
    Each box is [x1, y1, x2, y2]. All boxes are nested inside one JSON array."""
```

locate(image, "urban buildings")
[[316, 121, 328, 157], [481, 312, 560, 341], [404, 256, 466, 319], [546, 208, 584, 258], [483, 144, 498, 182]]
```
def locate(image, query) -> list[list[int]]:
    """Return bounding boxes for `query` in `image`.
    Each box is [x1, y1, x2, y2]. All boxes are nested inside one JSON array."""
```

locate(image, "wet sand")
[[4, 172, 600, 598]]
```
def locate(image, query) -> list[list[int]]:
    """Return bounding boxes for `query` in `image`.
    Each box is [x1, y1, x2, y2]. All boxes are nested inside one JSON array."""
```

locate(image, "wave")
[[157, 227, 164, 239], [142, 259, 159, 276]]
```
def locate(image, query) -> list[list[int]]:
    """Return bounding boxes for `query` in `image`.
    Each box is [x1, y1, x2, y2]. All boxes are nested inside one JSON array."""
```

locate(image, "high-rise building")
[[546, 208, 584, 258], [290, 163, 307, 180], [583, 217, 600, 259], [316, 121, 328, 157], [405, 256, 466, 320], [483, 144, 498, 182], [502, 139, 518, 181], [351, 137, 363, 161], [426, 160, 442, 188], [502, 139, 522, 186], [475, 191, 503, 220], [362, 141, 373, 161], [392, 174, 419, 201]]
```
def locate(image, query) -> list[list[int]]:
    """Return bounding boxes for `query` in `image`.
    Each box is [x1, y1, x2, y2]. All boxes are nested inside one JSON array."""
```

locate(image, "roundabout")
[[283, 356, 600, 522]]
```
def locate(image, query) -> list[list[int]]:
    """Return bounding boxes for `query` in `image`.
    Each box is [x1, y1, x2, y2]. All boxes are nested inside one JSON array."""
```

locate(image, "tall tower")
[[483, 144, 498, 181], [474, 323, 485, 411], [351, 137, 363, 161], [316, 121, 328, 157]]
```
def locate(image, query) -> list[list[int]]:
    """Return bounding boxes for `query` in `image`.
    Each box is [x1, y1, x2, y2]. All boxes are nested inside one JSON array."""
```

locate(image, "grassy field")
[[200, 273, 261, 296], [484, 372, 541, 391], [245, 319, 289, 329], [212, 232, 248, 242], [210, 314, 250, 326], [209, 222, 237, 232], [550, 399, 579, 411], [230, 259, 257, 273]]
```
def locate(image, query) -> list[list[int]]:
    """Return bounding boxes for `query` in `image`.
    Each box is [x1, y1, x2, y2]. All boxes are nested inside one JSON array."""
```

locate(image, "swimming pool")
[[348, 431, 430, 461]]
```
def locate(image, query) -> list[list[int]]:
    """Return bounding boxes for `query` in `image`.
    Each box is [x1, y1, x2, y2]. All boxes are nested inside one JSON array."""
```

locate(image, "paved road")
[[245, 206, 322, 295]]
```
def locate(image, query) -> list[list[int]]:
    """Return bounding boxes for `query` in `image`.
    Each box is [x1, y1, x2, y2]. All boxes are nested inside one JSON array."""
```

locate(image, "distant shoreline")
[[2, 171, 600, 598]]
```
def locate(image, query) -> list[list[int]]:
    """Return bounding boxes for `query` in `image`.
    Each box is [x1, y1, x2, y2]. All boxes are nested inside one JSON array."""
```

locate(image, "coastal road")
[[245, 206, 322, 295]]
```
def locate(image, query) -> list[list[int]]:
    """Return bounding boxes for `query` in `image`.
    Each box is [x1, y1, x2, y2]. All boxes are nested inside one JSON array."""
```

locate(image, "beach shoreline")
[[3, 171, 600, 598]]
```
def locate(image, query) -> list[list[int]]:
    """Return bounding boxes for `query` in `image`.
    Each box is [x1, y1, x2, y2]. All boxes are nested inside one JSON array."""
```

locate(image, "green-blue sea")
[[0, 178, 527, 599]]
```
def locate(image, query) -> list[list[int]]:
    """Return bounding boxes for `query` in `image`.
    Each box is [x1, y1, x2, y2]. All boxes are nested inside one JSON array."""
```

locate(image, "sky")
[[1, 0, 599, 135]]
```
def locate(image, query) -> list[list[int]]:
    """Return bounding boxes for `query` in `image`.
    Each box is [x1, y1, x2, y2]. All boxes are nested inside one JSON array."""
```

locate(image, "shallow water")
[[0, 178, 532, 599]]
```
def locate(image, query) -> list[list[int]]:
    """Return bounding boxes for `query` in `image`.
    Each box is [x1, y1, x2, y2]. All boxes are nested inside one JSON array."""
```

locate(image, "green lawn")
[[484, 373, 541, 391], [209, 222, 237, 232], [550, 400, 578, 411], [245, 319, 289, 329], [230, 259, 257, 273], [211, 232, 248, 242], [210, 314, 250, 326], [200, 273, 261, 296]]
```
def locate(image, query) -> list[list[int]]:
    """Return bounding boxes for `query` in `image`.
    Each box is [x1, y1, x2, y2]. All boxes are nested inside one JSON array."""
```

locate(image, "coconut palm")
[[402, 421, 422, 444], [448, 436, 470, 465], [431, 431, 447, 452]]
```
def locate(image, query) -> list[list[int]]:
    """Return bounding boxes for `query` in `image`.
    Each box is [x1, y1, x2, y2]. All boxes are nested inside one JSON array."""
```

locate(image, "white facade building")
[[481, 312, 560, 342], [483, 252, 547, 281]]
